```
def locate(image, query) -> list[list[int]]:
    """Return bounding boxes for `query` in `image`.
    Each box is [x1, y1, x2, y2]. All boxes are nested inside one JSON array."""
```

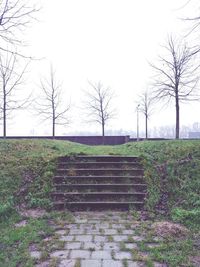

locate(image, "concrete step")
[[54, 183, 147, 192], [58, 155, 141, 163], [57, 161, 142, 169], [56, 168, 144, 176], [51, 192, 146, 201], [54, 201, 144, 210], [53, 175, 144, 184], [53, 155, 146, 211]]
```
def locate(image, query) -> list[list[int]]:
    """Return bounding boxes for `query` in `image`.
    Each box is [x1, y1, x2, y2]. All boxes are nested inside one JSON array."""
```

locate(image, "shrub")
[[171, 207, 200, 229]]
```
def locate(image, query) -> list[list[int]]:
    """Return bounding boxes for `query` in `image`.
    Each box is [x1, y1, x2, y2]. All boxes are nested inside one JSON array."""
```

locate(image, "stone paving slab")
[[65, 242, 82, 250], [55, 229, 67, 235], [50, 250, 69, 259], [30, 211, 170, 267], [75, 235, 93, 242], [104, 229, 118, 235], [102, 260, 124, 267], [113, 235, 128, 242], [125, 243, 138, 249], [94, 235, 107, 242], [69, 229, 84, 235], [35, 261, 50, 267], [91, 250, 112, 260], [81, 260, 101, 267], [112, 224, 126, 229], [58, 259, 76, 267], [70, 250, 91, 259], [122, 229, 135, 235], [103, 242, 120, 250], [84, 242, 102, 250], [60, 235, 74, 241], [115, 251, 132, 260], [127, 262, 146, 267]]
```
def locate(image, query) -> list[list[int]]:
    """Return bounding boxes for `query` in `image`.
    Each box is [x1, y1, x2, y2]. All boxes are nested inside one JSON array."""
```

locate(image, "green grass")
[[0, 139, 200, 266], [0, 139, 200, 226], [0, 212, 53, 267]]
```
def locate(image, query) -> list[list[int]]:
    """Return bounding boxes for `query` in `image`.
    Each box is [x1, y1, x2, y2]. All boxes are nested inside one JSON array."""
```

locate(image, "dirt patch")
[[152, 221, 189, 238], [35, 261, 50, 267], [19, 208, 46, 219], [14, 220, 28, 228], [189, 256, 200, 267], [29, 243, 38, 252]]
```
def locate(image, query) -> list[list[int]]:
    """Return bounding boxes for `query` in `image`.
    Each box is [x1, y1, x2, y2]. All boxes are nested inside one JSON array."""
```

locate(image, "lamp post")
[[137, 104, 140, 141]]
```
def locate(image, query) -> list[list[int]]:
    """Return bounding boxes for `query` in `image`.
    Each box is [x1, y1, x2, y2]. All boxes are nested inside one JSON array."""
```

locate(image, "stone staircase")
[[52, 155, 147, 211]]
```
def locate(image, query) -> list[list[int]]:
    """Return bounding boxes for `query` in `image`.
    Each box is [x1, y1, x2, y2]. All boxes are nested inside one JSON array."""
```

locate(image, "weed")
[[40, 250, 49, 261], [49, 257, 59, 267], [111, 250, 115, 260], [124, 223, 131, 229], [68, 168, 76, 176], [127, 236, 135, 243], [99, 228, 104, 234], [130, 210, 140, 220], [108, 235, 114, 242], [120, 242, 130, 252], [122, 258, 128, 267], [88, 247, 95, 252], [46, 211, 74, 221], [117, 228, 123, 234], [75, 259, 81, 267], [145, 258, 154, 267]]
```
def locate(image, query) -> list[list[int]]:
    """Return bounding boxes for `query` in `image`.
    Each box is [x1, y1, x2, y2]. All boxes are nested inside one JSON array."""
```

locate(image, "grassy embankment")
[[0, 139, 200, 266]]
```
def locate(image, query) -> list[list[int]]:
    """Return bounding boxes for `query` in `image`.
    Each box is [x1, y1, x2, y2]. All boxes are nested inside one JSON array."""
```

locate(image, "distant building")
[[188, 132, 200, 138]]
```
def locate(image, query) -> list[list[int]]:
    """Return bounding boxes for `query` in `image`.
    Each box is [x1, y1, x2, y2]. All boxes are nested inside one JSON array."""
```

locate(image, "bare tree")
[[0, 51, 30, 137], [0, 0, 39, 55], [137, 90, 154, 139], [150, 36, 200, 139], [84, 81, 115, 144], [183, 0, 200, 34], [36, 66, 70, 137]]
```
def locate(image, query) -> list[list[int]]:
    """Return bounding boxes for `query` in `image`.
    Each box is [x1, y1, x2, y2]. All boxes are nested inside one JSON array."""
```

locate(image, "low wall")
[[129, 138, 168, 142], [1, 135, 130, 145]]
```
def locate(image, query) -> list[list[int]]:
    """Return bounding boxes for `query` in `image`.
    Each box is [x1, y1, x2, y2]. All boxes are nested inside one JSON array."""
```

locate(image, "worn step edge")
[[59, 155, 140, 159], [51, 192, 146, 196], [53, 201, 144, 205], [54, 183, 147, 187], [67, 201, 144, 204], [54, 175, 144, 179], [57, 168, 144, 171], [58, 162, 142, 165], [53, 201, 144, 210]]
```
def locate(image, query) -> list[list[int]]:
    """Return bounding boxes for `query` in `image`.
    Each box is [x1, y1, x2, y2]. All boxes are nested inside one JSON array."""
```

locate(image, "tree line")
[[0, 0, 200, 141]]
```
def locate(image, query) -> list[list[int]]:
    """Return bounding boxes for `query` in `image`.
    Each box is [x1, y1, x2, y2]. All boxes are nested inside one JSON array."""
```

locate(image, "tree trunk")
[[102, 122, 105, 145], [52, 117, 55, 138], [175, 94, 180, 139], [52, 102, 55, 138], [3, 83, 6, 138], [145, 114, 148, 139]]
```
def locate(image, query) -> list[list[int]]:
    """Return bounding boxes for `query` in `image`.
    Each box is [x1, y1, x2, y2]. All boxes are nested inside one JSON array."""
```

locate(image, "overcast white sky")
[[3, 0, 200, 136]]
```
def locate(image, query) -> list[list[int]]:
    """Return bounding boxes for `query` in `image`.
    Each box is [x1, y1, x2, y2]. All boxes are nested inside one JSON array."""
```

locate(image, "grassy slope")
[[0, 139, 200, 226], [0, 139, 200, 266]]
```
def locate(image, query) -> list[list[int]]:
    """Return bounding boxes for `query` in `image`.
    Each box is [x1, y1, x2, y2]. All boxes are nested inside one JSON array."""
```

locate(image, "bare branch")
[[136, 90, 155, 139], [34, 65, 70, 137], [0, 50, 31, 137], [83, 81, 116, 143], [150, 35, 200, 139], [0, 0, 40, 57]]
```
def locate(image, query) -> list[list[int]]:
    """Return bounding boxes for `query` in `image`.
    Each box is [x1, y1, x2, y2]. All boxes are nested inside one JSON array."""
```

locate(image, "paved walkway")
[[32, 212, 167, 267]]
